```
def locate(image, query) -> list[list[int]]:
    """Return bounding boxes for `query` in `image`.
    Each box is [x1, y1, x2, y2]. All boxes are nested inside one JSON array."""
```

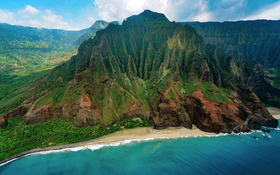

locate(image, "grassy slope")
[[199, 82, 232, 103], [0, 49, 77, 116]]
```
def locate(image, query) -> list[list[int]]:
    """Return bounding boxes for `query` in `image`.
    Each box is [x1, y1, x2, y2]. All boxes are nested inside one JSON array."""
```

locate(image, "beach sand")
[[79, 127, 216, 147], [267, 107, 280, 119]]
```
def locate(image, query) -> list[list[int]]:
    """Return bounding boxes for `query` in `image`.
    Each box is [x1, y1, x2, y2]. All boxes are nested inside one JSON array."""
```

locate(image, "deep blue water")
[[1, 122, 280, 175]]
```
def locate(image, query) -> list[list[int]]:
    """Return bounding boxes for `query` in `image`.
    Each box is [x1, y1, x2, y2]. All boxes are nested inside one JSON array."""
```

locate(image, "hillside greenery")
[[0, 23, 87, 115], [185, 20, 280, 87], [0, 117, 150, 161]]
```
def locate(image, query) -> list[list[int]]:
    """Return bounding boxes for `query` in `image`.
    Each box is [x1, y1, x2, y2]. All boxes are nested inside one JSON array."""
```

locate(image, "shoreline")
[[0, 127, 216, 166], [1, 107, 279, 166]]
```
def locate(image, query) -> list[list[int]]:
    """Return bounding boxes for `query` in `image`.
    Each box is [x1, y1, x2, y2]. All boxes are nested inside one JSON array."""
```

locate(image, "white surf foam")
[[0, 158, 19, 167]]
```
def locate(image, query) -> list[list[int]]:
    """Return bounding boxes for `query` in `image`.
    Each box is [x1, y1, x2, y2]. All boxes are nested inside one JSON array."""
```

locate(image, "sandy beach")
[[267, 107, 280, 119], [79, 127, 216, 147]]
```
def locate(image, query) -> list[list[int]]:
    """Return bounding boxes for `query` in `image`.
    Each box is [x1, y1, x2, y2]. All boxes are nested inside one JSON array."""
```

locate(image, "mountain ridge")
[[183, 20, 280, 107], [1, 10, 277, 132]]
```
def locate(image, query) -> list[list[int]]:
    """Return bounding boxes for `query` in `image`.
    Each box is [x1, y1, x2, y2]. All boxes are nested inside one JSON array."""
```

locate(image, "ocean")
[[0, 121, 280, 175]]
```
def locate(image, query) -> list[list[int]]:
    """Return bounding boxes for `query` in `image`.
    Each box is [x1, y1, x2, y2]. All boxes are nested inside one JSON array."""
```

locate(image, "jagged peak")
[[126, 9, 169, 22], [90, 20, 109, 29]]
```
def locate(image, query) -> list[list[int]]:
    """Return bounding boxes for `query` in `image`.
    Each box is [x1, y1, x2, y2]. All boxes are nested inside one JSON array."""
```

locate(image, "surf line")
[[0, 129, 266, 167]]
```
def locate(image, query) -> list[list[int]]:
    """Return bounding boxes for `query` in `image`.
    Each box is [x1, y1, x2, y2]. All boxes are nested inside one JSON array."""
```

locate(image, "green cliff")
[[184, 21, 280, 107]]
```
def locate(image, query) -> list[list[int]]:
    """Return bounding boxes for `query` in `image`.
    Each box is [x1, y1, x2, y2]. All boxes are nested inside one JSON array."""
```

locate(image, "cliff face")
[[1, 10, 278, 132], [0, 106, 28, 128], [186, 20, 280, 68], [247, 63, 280, 108], [185, 21, 280, 107]]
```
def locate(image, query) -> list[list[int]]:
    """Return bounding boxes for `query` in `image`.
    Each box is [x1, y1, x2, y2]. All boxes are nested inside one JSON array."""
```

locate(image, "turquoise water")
[[1, 122, 280, 175]]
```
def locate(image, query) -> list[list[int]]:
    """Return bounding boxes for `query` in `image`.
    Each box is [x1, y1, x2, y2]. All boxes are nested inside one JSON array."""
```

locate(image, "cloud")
[[23, 10, 79, 30], [0, 9, 19, 25], [23, 5, 40, 15], [88, 16, 95, 23], [187, 0, 213, 22], [41, 10, 78, 30], [220, 0, 243, 9], [94, 0, 213, 22], [211, 0, 245, 21], [243, 1, 280, 20], [28, 19, 43, 27], [18, 5, 40, 18], [1, 6, 80, 30]]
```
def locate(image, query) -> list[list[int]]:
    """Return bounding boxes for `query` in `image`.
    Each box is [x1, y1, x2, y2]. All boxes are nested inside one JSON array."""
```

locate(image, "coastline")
[[1, 107, 279, 166], [267, 107, 280, 119], [0, 127, 215, 166]]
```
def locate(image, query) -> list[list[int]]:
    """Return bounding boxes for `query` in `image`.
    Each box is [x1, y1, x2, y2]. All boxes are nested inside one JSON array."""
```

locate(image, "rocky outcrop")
[[0, 106, 28, 129], [237, 84, 278, 129], [183, 86, 278, 133], [184, 88, 244, 133], [76, 93, 101, 127], [247, 63, 280, 108], [25, 104, 57, 125], [151, 97, 192, 129], [0, 116, 8, 129]]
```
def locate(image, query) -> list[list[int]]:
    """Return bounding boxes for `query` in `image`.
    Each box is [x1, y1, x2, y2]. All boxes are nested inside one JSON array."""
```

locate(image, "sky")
[[0, 0, 280, 30]]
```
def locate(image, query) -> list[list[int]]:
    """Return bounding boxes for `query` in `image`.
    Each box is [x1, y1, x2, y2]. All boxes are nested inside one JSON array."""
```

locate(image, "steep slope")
[[1, 10, 278, 133], [185, 20, 280, 67], [75, 20, 110, 46], [75, 20, 119, 46], [184, 20, 280, 107]]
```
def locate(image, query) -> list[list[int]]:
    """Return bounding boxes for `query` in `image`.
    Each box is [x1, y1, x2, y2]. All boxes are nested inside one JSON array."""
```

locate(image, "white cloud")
[[23, 5, 40, 15], [41, 10, 78, 30], [94, 0, 213, 22], [1, 7, 79, 30], [187, 0, 213, 22], [0, 9, 18, 25], [28, 19, 43, 27], [243, 1, 280, 20], [220, 0, 243, 9], [211, 0, 244, 21], [18, 5, 40, 18], [87, 16, 95, 23]]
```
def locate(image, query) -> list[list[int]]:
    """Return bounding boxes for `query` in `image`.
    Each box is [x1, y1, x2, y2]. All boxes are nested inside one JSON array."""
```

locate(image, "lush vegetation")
[[0, 23, 86, 115], [0, 117, 150, 161], [199, 82, 232, 103], [186, 20, 280, 69], [185, 20, 280, 106], [0, 50, 77, 116], [34, 86, 67, 109]]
